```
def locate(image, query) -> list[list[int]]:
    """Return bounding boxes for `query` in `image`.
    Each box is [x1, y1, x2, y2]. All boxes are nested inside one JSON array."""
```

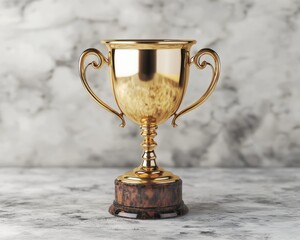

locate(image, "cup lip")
[[102, 39, 196, 44], [102, 39, 196, 49]]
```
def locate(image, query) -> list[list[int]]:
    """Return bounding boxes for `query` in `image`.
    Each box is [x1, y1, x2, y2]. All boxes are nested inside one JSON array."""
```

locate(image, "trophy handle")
[[171, 48, 220, 127], [79, 48, 126, 127]]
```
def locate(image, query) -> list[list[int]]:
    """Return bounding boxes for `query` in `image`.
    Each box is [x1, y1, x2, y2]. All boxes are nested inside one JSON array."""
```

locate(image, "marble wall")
[[0, 0, 299, 167]]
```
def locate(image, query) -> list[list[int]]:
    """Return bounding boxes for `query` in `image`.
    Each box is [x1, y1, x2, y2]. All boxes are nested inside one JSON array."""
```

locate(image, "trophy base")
[[109, 175, 188, 219], [109, 200, 188, 219]]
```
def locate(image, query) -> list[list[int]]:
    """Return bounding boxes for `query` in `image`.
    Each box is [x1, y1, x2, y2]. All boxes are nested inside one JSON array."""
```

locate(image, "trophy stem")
[[133, 118, 162, 178], [140, 121, 158, 170]]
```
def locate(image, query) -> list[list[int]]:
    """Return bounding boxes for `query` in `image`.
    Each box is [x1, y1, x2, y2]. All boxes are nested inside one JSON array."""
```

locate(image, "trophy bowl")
[[79, 39, 220, 219]]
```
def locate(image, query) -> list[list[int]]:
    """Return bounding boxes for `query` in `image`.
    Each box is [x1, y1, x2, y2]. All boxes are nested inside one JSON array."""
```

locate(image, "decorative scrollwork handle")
[[79, 48, 126, 127], [171, 48, 220, 127]]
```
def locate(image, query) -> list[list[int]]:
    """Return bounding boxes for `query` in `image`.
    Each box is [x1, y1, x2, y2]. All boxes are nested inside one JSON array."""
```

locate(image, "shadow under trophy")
[[79, 39, 220, 219]]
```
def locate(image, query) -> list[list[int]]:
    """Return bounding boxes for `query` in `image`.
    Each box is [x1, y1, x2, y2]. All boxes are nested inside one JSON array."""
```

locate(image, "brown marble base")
[[109, 179, 188, 219]]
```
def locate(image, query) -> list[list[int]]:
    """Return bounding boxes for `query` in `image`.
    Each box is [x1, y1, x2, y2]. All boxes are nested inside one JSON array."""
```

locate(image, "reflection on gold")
[[114, 49, 139, 77], [114, 73, 182, 125], [111, 47, 189, 126]]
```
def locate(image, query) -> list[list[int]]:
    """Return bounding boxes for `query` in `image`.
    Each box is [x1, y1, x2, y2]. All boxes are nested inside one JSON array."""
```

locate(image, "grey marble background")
[[0, 0, 299, 167]]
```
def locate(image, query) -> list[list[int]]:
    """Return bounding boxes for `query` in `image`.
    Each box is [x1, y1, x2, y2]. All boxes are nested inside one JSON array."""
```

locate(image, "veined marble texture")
[[0, 168, 300, 239], [0, 0, 299, 167]]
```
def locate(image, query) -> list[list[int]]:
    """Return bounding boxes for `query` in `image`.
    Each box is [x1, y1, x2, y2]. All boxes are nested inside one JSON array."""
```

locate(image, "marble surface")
[[0, 0, 300, 167], [0, 168, 299, 240]]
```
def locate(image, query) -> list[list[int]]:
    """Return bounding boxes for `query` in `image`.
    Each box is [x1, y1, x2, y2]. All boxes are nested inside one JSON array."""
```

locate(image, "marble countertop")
[[0, 168, 299, 240]]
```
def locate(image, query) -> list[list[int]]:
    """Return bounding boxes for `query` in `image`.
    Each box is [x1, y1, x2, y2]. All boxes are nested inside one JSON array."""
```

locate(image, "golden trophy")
[[79, 40, 220, 219]]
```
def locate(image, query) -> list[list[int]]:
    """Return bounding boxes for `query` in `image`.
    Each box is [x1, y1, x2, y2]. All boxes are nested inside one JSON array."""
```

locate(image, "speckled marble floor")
[[0, 168, 299, 240]]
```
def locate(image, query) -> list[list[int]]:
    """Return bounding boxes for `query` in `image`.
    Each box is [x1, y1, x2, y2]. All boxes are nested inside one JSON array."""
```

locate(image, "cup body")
[[103, 40, 195, 125]]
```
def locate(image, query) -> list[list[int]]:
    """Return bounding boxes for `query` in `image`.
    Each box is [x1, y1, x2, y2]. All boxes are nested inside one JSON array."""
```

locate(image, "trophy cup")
[[79, 40, 220, 219]]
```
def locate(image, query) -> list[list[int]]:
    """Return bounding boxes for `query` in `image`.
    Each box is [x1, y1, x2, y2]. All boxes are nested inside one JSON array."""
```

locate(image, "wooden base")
[[109, 179, 188, 219]]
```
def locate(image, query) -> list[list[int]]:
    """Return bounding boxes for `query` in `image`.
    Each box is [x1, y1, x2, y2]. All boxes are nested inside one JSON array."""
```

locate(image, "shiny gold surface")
[[110, 48, 189, 125], [117, 168, 180, 184], [102, 39, 196, 49], [79, 39, 221, 184]]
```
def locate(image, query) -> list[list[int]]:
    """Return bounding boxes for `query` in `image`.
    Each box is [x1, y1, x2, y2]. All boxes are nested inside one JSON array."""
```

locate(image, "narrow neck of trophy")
[[140, 120, 158, 171]]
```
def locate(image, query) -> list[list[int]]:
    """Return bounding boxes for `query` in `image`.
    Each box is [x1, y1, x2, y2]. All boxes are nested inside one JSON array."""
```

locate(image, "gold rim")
[[102, 39, 196, 44], [102, 39, 196, 49]]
